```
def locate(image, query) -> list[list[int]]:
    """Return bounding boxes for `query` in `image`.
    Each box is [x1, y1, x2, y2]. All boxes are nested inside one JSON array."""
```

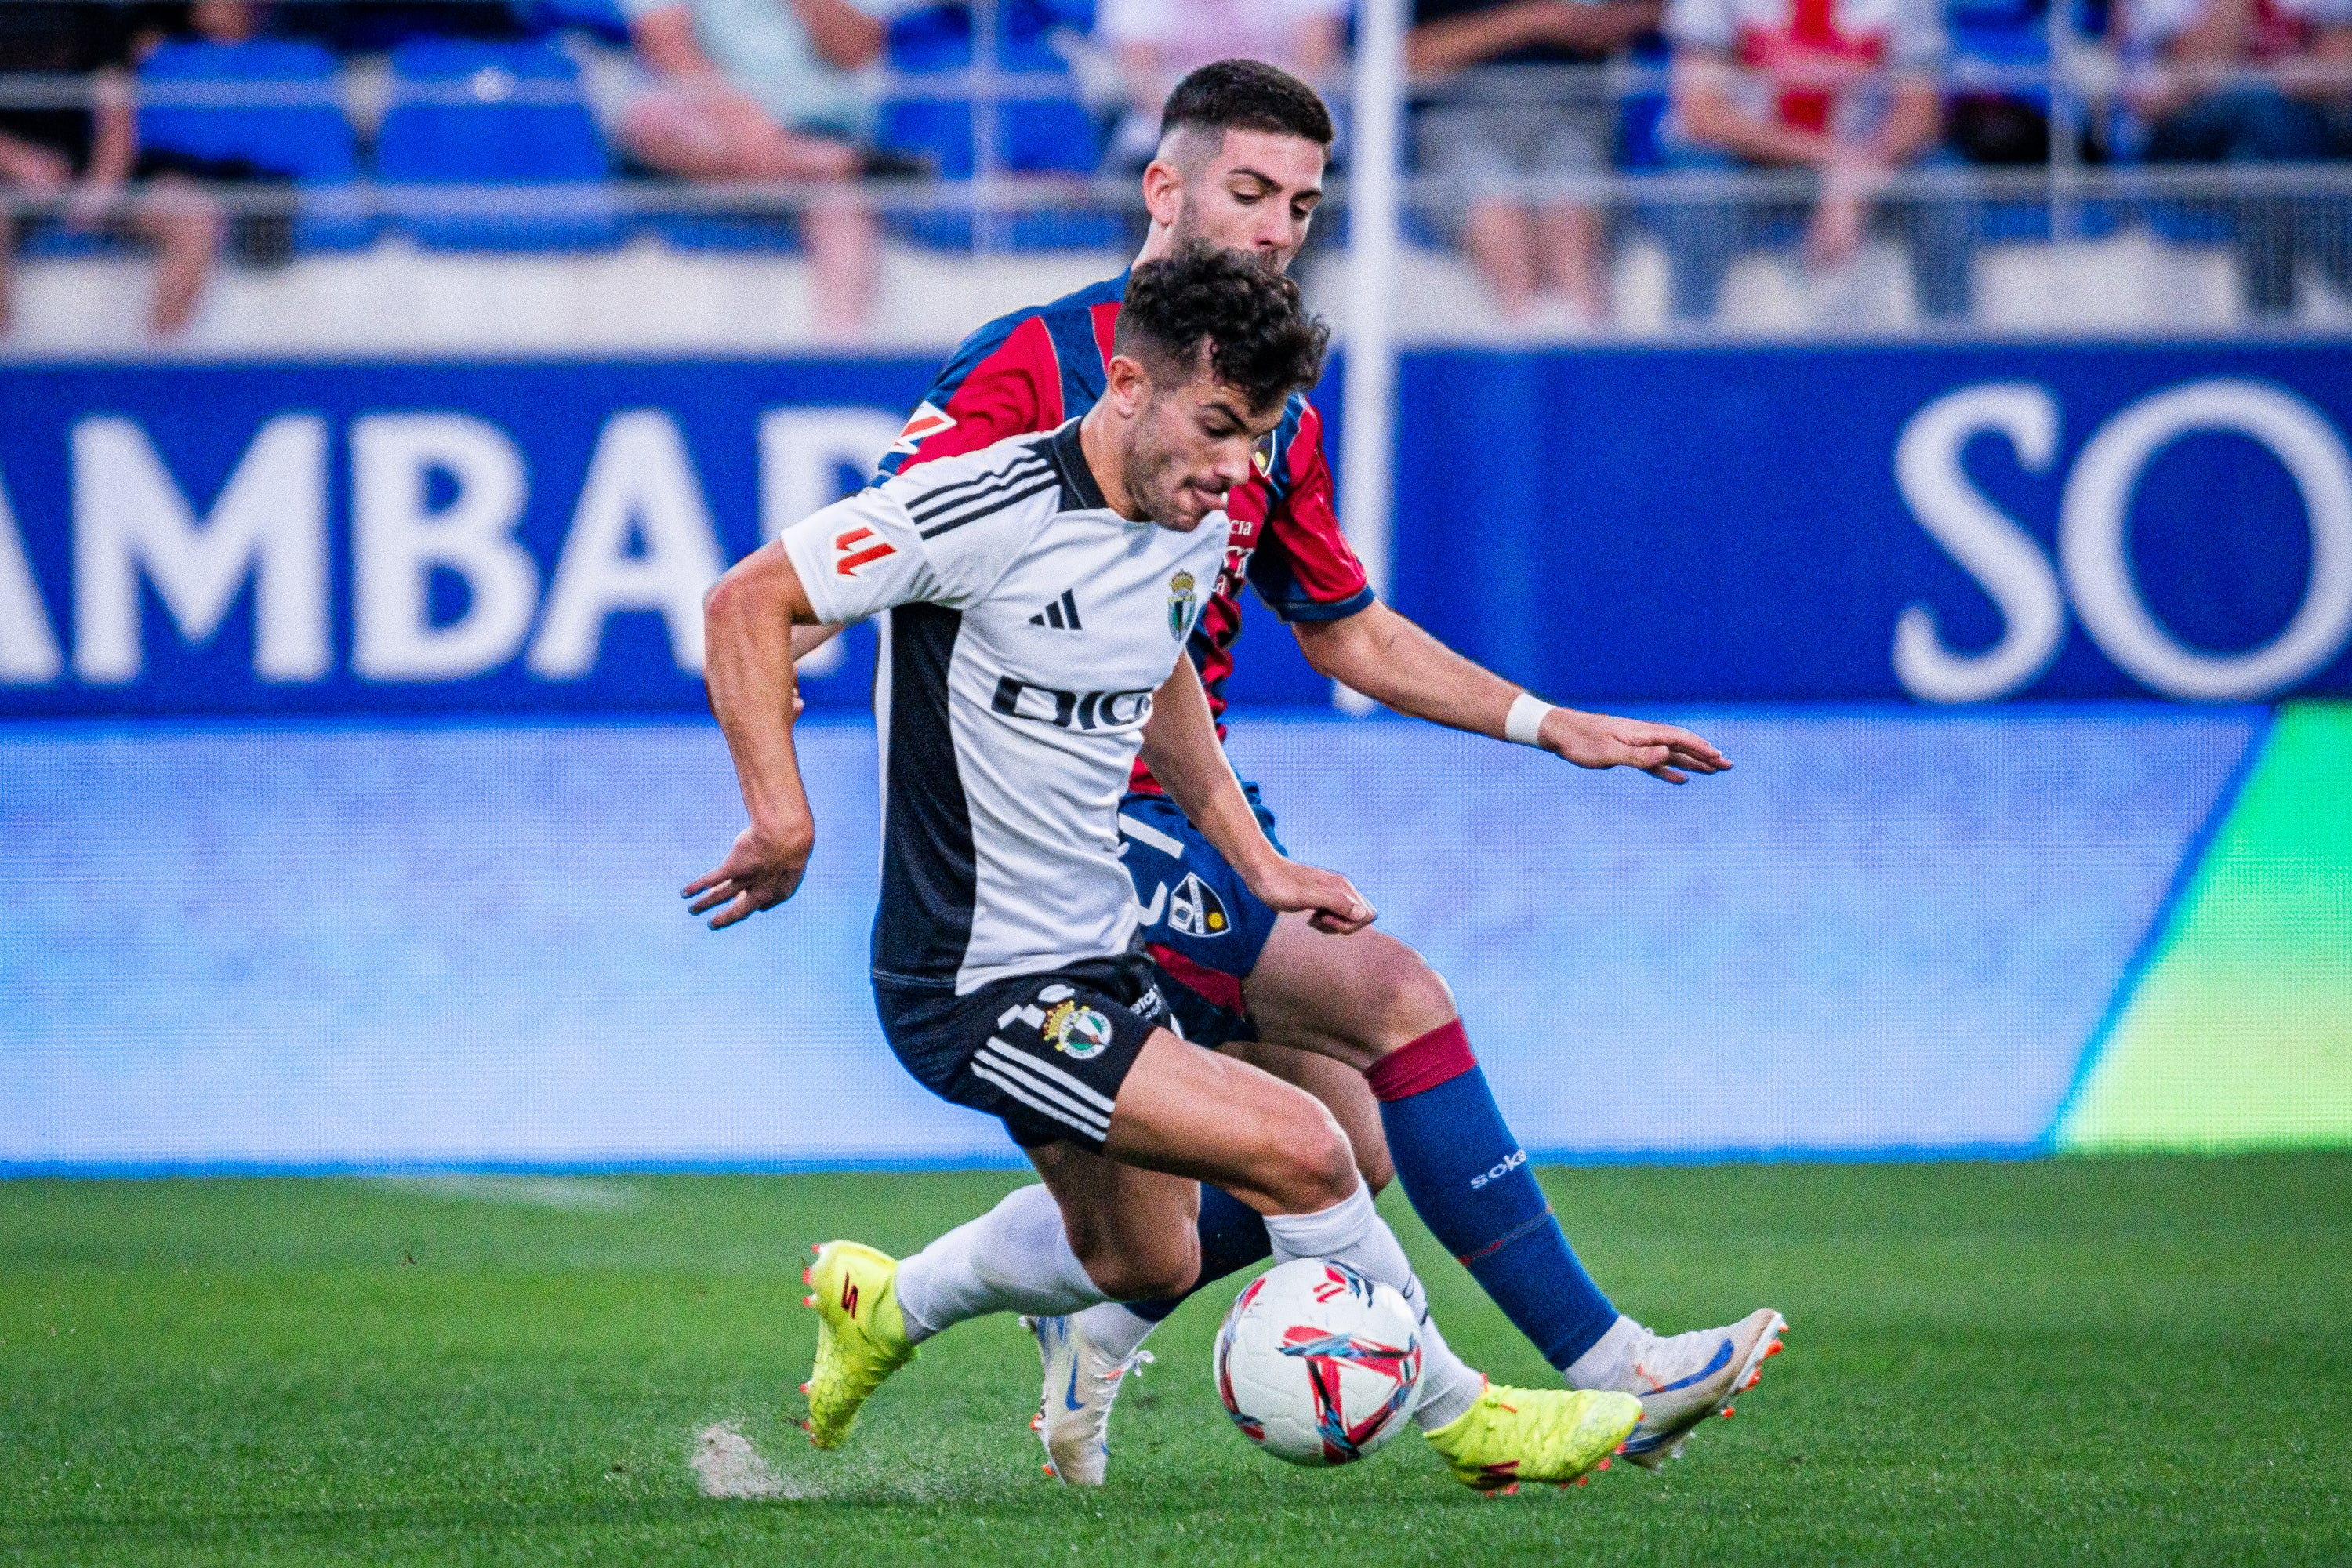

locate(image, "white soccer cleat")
[[1021, 1312, 1152, 1487], [1612, 1308, 1786, 1469]]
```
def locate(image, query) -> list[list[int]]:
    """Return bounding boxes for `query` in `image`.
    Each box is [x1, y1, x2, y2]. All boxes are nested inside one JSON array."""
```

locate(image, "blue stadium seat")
[[999, 0, 1091, 71], [888, 0, 1094, 71], [877, 95, 1112, 249], [880, 98, 975, 178], [514, 0, 633, 45], [1941, 1, 2125, 242], [638, 206, 804, 255], [878, 2, 1112, 249], [137, 38, 372, 252], [373, 40, 621, 250], [2142, 191, 2239, 245], [13, 224, 120, 260], [1000, 96, 1096, 172], [876, 96, 974, 247], [1947, 11, 2056, 240], [888, 3, 972, 71], [1615, 33, 1673, 171]]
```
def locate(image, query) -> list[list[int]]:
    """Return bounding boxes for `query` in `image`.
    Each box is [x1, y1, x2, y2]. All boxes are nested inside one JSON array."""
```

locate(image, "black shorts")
[[873, 951, 1179, 1153]]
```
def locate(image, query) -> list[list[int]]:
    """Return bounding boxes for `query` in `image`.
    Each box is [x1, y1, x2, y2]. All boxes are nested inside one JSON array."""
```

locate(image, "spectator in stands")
[[2128, 0, 2352, 315], [0, 0, 220, 336], [1657, 0, 1973, 322], [1408, 0, 1664, 328], [142, 1, 312, 269], [615, 0, 898, 338], [1100, 0, 1348, 171]]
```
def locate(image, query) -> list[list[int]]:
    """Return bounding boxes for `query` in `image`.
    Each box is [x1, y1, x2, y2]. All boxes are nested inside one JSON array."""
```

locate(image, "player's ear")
[[1103, 352, 1152, 416], [1141, 155, 1184, 230]]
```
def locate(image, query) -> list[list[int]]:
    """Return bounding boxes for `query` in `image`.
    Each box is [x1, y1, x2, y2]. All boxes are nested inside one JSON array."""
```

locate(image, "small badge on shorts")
[[1044, 999, 1116, 1059], [1167, 872, 1230, 938], [1168, 570, 1200, 640]]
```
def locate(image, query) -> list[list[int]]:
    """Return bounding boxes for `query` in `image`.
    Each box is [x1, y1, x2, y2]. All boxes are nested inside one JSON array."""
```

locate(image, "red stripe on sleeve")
[[1089, 301, 1120, 370], [902, 314, 1066, 471], [1267, 405, 1370, 604]]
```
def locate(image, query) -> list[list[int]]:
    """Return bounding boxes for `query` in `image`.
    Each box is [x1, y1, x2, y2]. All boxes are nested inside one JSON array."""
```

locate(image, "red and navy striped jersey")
[[877, 270, 1375, 793]]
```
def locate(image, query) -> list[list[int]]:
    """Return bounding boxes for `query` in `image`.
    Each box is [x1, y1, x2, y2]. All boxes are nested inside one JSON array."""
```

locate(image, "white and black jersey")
[[782, 420, 1228, 997]]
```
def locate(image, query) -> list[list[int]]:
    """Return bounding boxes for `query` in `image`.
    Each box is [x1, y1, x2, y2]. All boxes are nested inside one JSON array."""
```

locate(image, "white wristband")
[[1504, 692, 1555, 749]]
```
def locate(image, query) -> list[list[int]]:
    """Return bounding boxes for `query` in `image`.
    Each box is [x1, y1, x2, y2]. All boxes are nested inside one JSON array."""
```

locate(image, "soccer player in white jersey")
[[688, 248, 1643, 1490], [799, 60, 1783, 1489]]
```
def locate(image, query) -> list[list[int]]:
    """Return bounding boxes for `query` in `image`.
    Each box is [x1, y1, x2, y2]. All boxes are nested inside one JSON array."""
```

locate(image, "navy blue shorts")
[[873, 951, 1176, 1152], [1116, 785, 1286, 1046]]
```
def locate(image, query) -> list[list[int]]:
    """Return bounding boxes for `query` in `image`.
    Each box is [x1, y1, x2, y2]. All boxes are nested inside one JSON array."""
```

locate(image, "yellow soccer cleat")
[[798, 1240, 916, 1449], [1421, 1383, 1644, 1494]]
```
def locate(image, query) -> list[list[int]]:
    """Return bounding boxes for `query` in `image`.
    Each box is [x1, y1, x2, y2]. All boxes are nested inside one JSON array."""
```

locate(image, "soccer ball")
[[1213, 1258, 1422, 1466]]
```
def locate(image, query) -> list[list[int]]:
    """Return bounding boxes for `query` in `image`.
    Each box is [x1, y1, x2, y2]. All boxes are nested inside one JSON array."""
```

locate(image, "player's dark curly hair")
[[1160, 59, 1335, 150], [1116, 245, 1330, 415]]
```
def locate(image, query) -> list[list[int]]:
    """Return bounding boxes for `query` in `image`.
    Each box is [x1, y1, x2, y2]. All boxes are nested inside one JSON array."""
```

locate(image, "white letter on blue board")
[[0, 464, 62, 683], [529, 410, 725, 678], [2060, 379, 2352, 702], [1891, 383, 2066, 704], [353, 413, 539, 680], [72, 415, 329, 684]]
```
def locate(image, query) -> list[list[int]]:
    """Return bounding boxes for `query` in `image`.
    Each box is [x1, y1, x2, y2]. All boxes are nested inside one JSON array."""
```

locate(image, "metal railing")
[[3, 24, 2350, 343]]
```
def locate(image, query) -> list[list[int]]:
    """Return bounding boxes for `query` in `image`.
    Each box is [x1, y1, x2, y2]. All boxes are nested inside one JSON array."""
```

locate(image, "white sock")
[[1069, 1301, 1162, 1364], [1563, 1314, 1647, 1391], [893, 1184, 1109, 1343], [1261, 1182, 1484, 1431]]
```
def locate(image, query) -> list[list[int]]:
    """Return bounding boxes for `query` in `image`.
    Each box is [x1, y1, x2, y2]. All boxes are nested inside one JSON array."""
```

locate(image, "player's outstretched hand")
[[682, 822, 813, 930], [1542, 708, 1731, 785], [1247, 858, 1376, 936]]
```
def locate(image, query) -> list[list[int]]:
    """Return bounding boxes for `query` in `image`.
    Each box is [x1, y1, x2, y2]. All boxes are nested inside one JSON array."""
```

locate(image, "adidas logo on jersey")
[[1029, 589, 1083, 630]]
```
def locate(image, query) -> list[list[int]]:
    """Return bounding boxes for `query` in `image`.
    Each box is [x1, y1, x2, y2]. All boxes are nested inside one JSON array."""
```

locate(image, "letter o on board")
[[2060, 379, 2352, 702]]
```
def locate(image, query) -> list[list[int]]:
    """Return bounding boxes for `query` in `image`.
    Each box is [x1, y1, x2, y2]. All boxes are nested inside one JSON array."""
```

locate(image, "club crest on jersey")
[[1167, 569, 1200, 640], [1250, 432, 1276, 477], [831, 524, 896, 578], [1044, 1000, 1115, 1060], [1167, 872, 1229, 938], [889, 400, 956, 456]]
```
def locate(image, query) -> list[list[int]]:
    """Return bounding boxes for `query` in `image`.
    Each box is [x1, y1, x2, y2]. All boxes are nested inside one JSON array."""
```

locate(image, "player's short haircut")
[[1159, 58, 1335, 151], [1116, 244, 1330, 415]]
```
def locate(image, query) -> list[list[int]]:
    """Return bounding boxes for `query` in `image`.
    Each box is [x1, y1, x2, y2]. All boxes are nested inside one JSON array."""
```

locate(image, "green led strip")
[[2059, 702, 2352, 1152]]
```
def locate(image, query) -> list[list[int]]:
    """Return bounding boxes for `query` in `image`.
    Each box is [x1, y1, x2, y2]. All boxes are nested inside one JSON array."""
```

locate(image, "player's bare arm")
[[790, 622, 841, 661], [686, 540, 825, 928], [1138, 653, 1374, 937], [1290, 600, 1731, 785]]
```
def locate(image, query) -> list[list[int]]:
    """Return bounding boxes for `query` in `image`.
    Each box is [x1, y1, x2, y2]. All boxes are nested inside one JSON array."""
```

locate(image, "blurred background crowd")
[[1, 0, 2347, 345]]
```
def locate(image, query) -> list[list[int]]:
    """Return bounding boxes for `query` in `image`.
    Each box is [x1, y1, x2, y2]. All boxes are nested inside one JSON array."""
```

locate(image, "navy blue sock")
[[1369, 1020, 1618, 1369], [1123, 1183, 1271, 1323]]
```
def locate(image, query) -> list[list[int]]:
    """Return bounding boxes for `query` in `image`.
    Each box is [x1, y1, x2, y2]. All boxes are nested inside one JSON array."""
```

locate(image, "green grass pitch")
[[4, 1156, 2348, 1566]]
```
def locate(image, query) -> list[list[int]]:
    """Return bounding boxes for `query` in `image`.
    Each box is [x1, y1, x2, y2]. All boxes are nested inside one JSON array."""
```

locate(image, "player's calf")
[[1096, 1029, 1360, 1218]]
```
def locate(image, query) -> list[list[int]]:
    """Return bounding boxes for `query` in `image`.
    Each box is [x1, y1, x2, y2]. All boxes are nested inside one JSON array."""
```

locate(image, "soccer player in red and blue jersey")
[[858, 60, 1783, 1483]]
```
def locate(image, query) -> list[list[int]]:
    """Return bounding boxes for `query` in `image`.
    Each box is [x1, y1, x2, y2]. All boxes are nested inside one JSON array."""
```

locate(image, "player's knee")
[[1355, 938, 1458, 1057], [1258, 1098, 1359, 1212]]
